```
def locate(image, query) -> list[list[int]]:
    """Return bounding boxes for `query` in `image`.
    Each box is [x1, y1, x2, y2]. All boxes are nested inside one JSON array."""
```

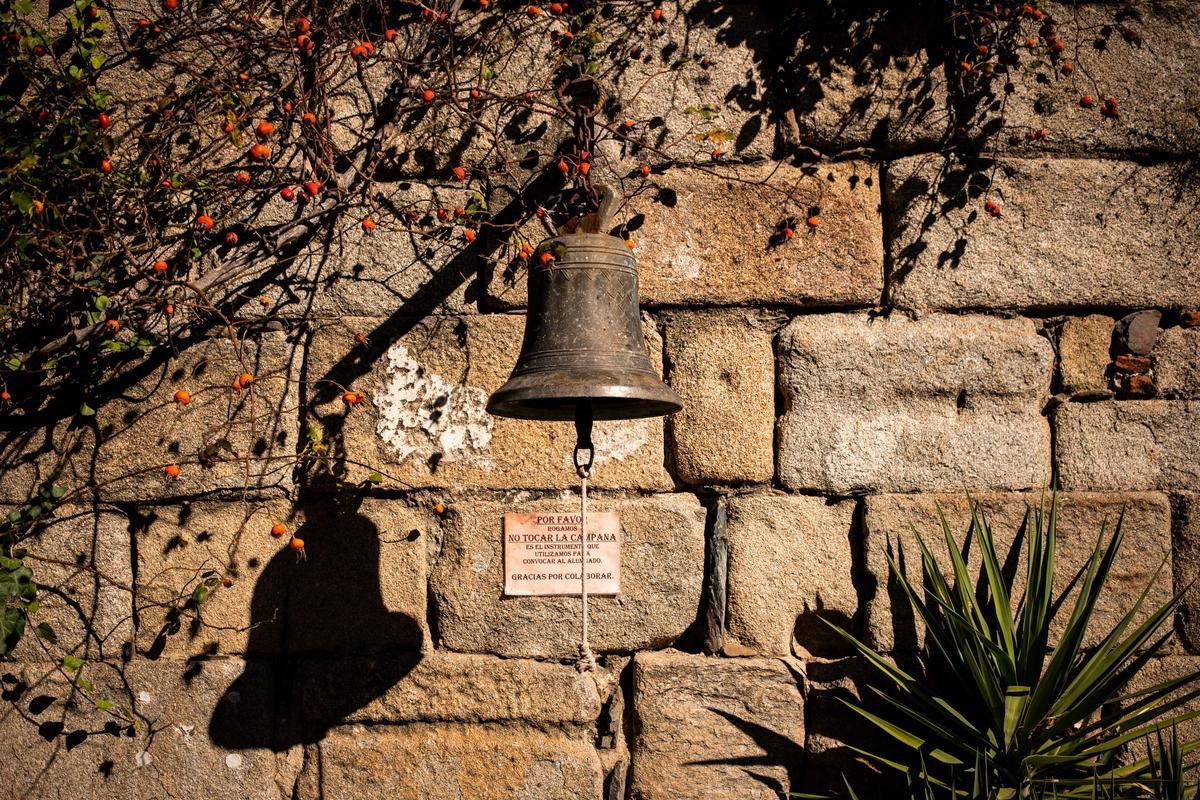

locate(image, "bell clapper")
[[573, 400, 598, 673]]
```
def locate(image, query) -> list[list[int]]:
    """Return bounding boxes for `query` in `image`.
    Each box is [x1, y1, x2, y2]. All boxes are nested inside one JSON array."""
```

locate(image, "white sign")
[[503, 512, 621, 596]]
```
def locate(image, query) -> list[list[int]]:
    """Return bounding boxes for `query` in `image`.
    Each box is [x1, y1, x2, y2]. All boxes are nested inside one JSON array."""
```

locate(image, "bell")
[[487, 232, 682, 421]]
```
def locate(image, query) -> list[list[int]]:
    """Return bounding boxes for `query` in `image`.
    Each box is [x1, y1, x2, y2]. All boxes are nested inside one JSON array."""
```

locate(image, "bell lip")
[[486, 372, 683, 421]]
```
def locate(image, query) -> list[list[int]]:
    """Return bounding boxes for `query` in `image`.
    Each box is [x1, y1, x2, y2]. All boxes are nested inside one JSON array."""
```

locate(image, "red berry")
[[280, 187, 295, 201]]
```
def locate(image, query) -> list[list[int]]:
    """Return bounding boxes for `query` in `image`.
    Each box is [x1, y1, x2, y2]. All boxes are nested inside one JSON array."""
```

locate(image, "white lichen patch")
[[375, 343, 494, 467], [562, 419, 650, 470]]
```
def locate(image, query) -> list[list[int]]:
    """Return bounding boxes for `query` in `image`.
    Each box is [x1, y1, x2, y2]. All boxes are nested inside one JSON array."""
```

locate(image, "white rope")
[[577, 468, 597, 672]]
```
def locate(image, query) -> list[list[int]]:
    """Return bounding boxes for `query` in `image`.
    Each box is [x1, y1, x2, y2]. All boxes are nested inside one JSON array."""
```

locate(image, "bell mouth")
[[486, 369, 683, 421]]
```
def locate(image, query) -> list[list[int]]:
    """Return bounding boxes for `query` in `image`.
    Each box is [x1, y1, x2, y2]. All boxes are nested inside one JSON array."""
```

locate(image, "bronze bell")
[[487, 232, 682, 421]]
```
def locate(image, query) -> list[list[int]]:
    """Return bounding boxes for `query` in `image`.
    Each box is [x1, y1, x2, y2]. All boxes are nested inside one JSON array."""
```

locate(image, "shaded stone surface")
[[724, 493, 857, 657], [1055, 401, 1200, 491], [777, 313, 1053, 492], [0, 333, 300, 503], [430, 493, 705, 658], [296, 724, 604, 800], [1172, 493, 1200, 654], [11, 505, 133, 663], [628, 650, 805, 800], [305, 315, 672, 492], [888, 156, 1200, 313], [862, 492, 1172, 652], [664, 311, 776, 485], [1058, 314, 1113, 397], [779, 2, 949, 152], [0, 658, 285, 800]]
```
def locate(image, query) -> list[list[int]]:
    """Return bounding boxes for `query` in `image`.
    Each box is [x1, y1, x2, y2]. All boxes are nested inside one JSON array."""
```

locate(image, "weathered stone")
[[135, 500, 292, 658], [724, 493, 857, 657], [0, 333, 300, 503], [1120, 373, 1157, 398], [285, 498, 428, 654], [995, 1, 1200, 156], [802, 657, 889, 797], [664, 312, 775, 485], [888, 156, 1200, 313], [780, 4, 950, 152], [628, 650, 805, 800], [0, 659, 284, 800], [862, 492, 1172, 652], [1056, 401, 1200, 491], [1058, 315, 1113, 396], [1115, 310, 1162, 356], [1122, 657, 1200, 758], [1172, 494, 1200, 653], [296, 724, 604, 800], [10, 505, 133, 662], [1155, 327, 1200, 396], [1114, 354, 1152, 374], [609, 4, 776, 162], [430, 493, 705, 658], [778, 313, 1053, 493], [296, 652, 602, 727], [305, 314, 671, 491], [631, 161, 883, 307]]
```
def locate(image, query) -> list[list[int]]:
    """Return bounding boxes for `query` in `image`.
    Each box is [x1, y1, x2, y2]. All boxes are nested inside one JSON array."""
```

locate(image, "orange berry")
[[234, 372, 255, 390], [249, 143, 270, 161], [1080, 95, 1095, 108], [196, 214, 214, 230], [579, 162, 590, 176], [805, 215, 820, 229], [153, 259, 169, 274], [30, 199, 43, 213], [304, 180, 322, 197], [342, 390, 364, 405], [539, 251, 554, 266], [255, 120, 275, 138], [984, 199, 1002, 217], [224, 232, 238, 246], [164, 464, 181, 478], [422, 89, 436, 102], [221, 577, 233, 587], [293, 17, 309, 33], [384, 29, 397, 42], [527, 5, 542, 17], [783, 227, 794, 239], [174, 389, 191, 405], [162, 0, 177, 10], [289, 537, 305, 550], [104, 319, 121, 333], [639, 163, 651, 177], [100, 158, 113, 173], [280, 187, 295, 201], [549, 1, 563, 11], [469, 88, 481, 99], [271, 522, 286, 537], [361, 217, 377, 233], [0, 390, 10, 402], [1061, 63, 1074, 75], [625, 239, 634, 249], [164, 303, 174, 316], [97, 112, 111, 129], [433, 501, 446, 515], [234, 170, 251, 186], [296, 34, 313, 51], [557, 158, 569, 175], [651, 8, 664, 22], [452, 165, 467, 182]]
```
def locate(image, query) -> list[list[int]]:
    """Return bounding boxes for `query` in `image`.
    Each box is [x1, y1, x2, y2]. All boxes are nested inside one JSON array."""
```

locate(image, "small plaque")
[[503, 512, 621, 596]]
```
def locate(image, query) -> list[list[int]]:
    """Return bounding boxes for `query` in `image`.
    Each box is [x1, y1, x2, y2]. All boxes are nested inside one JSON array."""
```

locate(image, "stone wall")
[[3, 2, 1200, 799]]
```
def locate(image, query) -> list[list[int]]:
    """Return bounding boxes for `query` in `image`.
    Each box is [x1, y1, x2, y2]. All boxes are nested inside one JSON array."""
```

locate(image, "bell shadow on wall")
[[208, 499, 424, 750]]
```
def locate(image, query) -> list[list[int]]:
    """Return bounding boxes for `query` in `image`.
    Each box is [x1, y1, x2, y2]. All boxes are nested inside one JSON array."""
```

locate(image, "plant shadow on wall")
[[206, 497, 425, 750]]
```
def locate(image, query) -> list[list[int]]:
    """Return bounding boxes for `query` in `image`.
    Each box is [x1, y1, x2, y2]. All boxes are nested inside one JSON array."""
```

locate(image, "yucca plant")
[[829, 495, 1200, 799], [1144, 726, 1200, 800]]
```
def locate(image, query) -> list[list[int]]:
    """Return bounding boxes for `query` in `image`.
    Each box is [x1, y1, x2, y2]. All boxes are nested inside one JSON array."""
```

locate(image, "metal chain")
[[574, 401, 597, 672]]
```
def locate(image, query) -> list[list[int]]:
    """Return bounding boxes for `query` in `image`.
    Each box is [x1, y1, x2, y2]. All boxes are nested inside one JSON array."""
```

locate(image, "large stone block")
[[862, 492, 1172, 653], [777, 313, 1053, 493], [296, 724, 604, 800], [134, 500, 291, 658], [628, 650, 805, 800], [887, 156, 1200, 313], [724, 493, 858, 657], [1058, 315, 1114, 397], [486, 163, 883, 310], [664, 311, 776, 485], [305, 314, 671, 491], [295, 652, 603, 728], [0, 333, 300, 504], [0, 658, 285, 800], [1155, 327, 1200, 397], [9, 505, 133, 663], [1123, 657, 1200, 755], [1171, 493, 1200, 654], [993, 1, 1200, 156], [608, 4, 776, 162], [779, 3, 950, 152], [134, 498, 429, 659], [1055, 401, 1200, 491], [430, 493, 705, 658]]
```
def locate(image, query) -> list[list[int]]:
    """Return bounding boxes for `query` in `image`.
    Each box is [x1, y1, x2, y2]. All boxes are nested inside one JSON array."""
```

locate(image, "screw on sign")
[[486, 191, 682, 671]]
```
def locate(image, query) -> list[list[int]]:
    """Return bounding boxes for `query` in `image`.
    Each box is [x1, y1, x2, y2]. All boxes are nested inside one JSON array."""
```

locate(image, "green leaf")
[[11, 190, 32, 213], [0, 607, 26, 656], [78, 402, 95, 417], [367, 472, 383, 484], [62, 654, 84, 672], [191, 584, 209, 605], [95, 699, 113, 711]]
